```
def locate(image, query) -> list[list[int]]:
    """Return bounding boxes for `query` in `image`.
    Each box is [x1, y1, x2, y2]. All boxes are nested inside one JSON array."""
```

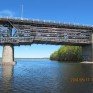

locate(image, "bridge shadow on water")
[[0, 59, 93, 93]]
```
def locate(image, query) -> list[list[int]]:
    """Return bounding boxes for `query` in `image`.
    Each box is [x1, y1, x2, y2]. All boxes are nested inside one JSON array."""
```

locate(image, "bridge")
[[0, 17, 93, 64]]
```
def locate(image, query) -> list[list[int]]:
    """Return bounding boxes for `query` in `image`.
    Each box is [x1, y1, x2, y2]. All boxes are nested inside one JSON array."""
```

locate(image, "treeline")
[[50, 46, 83, 62]]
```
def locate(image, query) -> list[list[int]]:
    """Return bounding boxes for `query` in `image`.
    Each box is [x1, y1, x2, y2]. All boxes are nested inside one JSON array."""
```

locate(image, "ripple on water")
[[0, 59, 93, 93]]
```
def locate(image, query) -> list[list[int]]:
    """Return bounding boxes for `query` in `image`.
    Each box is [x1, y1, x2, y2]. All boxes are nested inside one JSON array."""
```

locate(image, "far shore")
[[15, 58, 49, 59], [81, 61, 93, 64], [0, 57, 49, 59]]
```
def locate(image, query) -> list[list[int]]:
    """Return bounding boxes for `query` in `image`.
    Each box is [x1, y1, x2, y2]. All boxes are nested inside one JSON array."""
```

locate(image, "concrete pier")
[[2, 44, 15, 65], [82, 44, 93, 62], [82, 33, 93, 62]]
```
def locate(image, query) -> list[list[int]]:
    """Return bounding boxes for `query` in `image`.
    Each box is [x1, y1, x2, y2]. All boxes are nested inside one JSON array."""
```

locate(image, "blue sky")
[[0, 0, 93, 58]]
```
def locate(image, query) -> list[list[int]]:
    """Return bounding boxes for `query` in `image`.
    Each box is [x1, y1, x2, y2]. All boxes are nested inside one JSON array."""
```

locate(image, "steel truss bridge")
[[0, 17, 92, 63], [0, 18, 93, 46]]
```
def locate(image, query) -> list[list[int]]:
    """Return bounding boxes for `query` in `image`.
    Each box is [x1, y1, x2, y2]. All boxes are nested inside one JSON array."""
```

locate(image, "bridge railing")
[[0, 17, 93, 29]]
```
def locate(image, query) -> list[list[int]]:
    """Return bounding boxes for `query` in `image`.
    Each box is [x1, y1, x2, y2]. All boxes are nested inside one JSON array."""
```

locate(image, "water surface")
[[0, 59, 93, 93]]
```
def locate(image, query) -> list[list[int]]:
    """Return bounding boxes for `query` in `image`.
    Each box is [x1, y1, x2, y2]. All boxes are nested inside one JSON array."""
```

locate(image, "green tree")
[[50, 51, 59, 61], [50, 46, 82, 62]]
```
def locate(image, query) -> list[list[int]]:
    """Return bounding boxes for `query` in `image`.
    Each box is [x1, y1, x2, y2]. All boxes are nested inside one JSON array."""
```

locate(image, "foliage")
[[50, 51, 59, 61], [50, 45, 82, 62]]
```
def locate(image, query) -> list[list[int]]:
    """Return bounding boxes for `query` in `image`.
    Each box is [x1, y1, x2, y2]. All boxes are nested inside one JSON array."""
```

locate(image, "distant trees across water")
[[50, 46, 83, 62]]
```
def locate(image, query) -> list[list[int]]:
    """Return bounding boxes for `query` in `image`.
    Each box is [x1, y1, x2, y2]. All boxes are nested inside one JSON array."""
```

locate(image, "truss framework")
[[0, 18, 92, 45]]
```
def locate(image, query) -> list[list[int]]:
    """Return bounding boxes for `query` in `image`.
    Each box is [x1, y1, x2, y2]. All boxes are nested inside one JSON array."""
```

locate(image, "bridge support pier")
[[2, 44, 15, 65], [82, 33, 93, 62], [82, 44, 93, 62]]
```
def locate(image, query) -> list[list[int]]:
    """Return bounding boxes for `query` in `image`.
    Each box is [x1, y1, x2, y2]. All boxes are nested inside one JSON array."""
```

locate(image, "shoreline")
[[81, 61, 93, 64]]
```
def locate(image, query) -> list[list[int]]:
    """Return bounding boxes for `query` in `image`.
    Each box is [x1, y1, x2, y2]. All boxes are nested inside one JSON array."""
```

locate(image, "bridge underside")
[[1, 42, 93, 65]]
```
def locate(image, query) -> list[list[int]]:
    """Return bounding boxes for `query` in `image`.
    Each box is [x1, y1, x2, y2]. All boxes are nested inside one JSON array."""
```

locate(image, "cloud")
[[0, 10, 14, 18]]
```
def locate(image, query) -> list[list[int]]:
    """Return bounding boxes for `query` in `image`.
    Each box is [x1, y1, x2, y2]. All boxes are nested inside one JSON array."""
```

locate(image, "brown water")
[[0, 59, 93, 93]]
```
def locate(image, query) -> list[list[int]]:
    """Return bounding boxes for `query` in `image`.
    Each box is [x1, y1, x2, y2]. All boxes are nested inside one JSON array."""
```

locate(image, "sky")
[[0, 0, 93, 58]]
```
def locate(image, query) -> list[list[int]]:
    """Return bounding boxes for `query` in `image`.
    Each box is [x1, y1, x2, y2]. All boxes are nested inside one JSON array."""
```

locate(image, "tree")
[[50, 46, 82, 62], [50, 51, 59, 61]]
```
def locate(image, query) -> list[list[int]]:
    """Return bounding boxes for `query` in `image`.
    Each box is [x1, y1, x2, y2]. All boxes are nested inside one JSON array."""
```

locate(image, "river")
[[0, 58, 93, 93]]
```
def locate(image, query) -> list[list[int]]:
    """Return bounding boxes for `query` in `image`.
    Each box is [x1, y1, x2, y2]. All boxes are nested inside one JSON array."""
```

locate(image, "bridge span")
[[0, 18, 92, 64]]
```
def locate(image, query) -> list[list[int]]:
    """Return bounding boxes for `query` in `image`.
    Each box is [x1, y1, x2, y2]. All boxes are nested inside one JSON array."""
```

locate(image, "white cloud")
[[0, 10, 15, 18]]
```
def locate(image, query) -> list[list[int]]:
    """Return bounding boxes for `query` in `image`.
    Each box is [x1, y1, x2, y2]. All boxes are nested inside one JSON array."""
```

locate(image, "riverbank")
[[81, 61, 93, 64]]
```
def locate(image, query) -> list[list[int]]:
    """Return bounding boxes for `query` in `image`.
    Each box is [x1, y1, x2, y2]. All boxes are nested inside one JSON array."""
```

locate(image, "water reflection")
[[2, 65, 13, 93]]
